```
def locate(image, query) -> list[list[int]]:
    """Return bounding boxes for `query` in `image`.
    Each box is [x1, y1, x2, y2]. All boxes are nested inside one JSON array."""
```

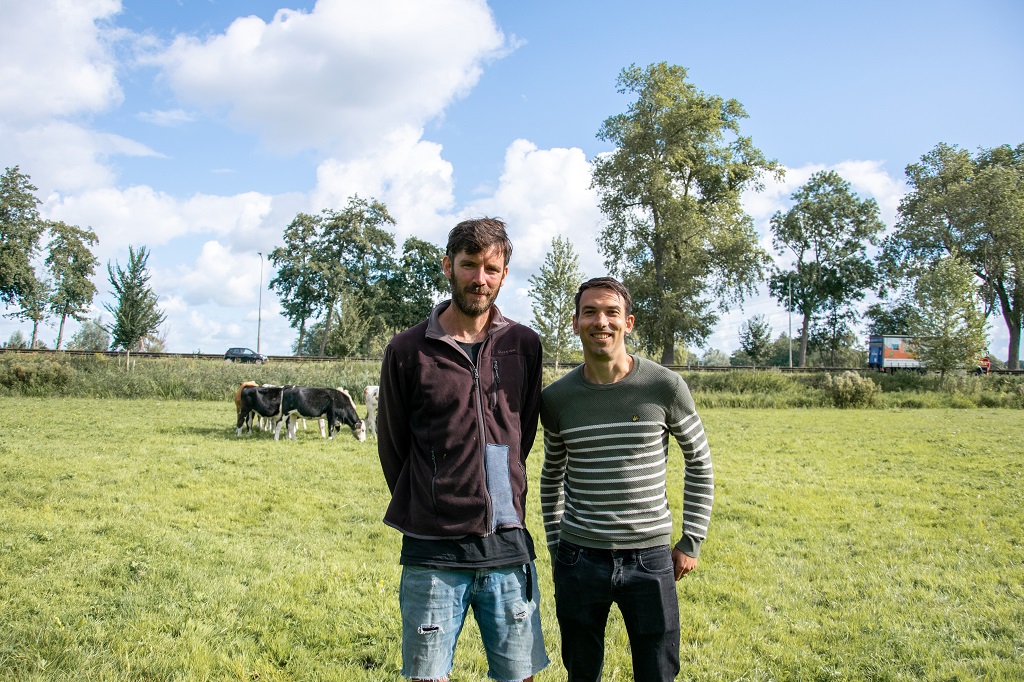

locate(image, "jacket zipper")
[[472, 362, 493, 533], [430, 447, 442, 517]]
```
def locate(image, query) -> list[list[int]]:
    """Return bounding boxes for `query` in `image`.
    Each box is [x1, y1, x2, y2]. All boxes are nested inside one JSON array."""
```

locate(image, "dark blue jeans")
[[552, 541, 680, 682]]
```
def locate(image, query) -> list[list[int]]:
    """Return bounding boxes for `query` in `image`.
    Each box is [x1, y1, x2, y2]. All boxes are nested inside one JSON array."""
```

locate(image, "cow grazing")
[[234, 381, 259, 432], [236, 385, 286, 438], [363, 385, 380, 436], [281, 386, 366, 442]]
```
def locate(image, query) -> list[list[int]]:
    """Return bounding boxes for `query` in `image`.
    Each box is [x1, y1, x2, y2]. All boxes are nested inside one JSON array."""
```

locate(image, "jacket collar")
[[425, 299, 510, 341]]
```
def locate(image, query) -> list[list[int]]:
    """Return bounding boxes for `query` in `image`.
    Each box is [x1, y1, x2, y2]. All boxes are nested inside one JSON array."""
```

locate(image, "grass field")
[[1, 398, 1022, 681]]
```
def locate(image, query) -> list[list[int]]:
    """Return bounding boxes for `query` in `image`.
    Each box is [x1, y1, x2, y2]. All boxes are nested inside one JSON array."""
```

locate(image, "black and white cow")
[[236, 384, 286, 438], [280, 386, 367, 442]]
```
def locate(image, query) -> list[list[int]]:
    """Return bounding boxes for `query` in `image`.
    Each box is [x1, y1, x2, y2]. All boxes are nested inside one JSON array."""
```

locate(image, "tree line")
[[529, 63, 1021, 372], [3, 62, 1020, 370], [1, 167, 167, 353]]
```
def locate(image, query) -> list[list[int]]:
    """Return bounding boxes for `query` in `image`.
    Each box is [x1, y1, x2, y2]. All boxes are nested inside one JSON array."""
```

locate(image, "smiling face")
[[573, 286, 635, 361], [442, 245, 508, 318]]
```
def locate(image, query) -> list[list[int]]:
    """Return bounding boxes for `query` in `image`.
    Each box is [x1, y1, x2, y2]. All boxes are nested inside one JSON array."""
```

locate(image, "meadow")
[[1, 397, 1021, 681]]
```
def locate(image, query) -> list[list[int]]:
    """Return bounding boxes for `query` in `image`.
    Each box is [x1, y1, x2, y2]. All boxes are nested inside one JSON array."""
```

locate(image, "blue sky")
[[1, 0, 1021, 359]]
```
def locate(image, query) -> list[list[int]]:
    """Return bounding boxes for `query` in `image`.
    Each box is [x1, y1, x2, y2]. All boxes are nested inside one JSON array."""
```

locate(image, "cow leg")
[[326, 415, 337, 440], [319, 418, 327, 438]]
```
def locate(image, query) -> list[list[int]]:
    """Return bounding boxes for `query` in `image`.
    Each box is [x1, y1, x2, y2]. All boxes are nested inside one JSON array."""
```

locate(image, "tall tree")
[[738, 314, 773, 367], [768, 171, 884, 366], [908, 255, 989, 376], [592, 62, 780, 364], [314, 197, 396, 355], [528, 236, 585, 369], [882, 142, 1024, 369], [269, 212, 320, 354], [104, 245, 166, 352], [0, 166, 46, 308], [45, 221, 99, 349]]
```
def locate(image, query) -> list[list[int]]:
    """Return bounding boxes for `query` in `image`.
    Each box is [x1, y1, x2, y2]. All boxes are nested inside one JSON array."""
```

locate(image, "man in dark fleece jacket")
[[377, 217, 548, 682]]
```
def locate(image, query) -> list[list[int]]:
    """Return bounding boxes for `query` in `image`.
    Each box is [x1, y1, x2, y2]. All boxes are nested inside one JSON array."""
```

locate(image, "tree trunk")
[[319, 305, 335, 356], [56, 313, 68, 350], [661, 329, 675, 365], [297, 319, 306, 356], [799, 313, 811, 367], [1008, 323, 1021, 371]]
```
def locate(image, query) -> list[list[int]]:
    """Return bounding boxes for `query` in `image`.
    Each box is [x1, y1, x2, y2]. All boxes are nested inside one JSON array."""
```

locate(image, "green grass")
[[1, 399, 1022, 680]]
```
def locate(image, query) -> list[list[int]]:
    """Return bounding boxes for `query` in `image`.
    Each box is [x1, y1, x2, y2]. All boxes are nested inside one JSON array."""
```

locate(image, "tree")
[[865, 297, 920, 336], [104, 246, 166, 352], [528, 236, 585, 369], [810, 298, 859, 367], [908, 255, 989, 376], [738, 314, 772, 367], [700, 348, 730, 366], [45, 221, 99, 349], [882, 142, 1023, 368], [0, 166, 46, 308], [314, 197, 396, 355], [3, 274, 51, 349], [4, 330, 28, 349], [388, 236, 448, 330], [591, 62, 780, 364], [768, 171, 884, 367], [67, 317, 110, 351], [269, 213, 321, 354]]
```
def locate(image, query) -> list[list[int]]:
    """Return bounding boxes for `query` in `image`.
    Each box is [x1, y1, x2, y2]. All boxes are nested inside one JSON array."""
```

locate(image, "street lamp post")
[[257, 251, 264, 354]]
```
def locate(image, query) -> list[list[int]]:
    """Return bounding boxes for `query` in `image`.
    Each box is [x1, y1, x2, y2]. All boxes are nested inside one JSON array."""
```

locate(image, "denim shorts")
[[399, 563, 549, 681]]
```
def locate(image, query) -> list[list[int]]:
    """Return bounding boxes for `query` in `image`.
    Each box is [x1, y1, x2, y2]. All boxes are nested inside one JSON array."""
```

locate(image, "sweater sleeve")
[[377, 344, 409, 494], [539, 402, 567, 560], [669, 379, 714, 558]]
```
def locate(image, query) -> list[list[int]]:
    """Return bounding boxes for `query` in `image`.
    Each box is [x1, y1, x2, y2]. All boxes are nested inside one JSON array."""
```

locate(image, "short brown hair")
[[446, 217, 513, 266], [575, 277, 632, 317]]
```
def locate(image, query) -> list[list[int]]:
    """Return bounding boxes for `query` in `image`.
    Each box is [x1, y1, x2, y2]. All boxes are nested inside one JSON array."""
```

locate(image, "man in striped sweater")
[[540, 277, 714, 682]]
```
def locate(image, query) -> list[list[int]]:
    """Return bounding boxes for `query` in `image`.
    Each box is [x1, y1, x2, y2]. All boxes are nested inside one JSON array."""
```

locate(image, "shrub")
[[824, 371, 880, 408]]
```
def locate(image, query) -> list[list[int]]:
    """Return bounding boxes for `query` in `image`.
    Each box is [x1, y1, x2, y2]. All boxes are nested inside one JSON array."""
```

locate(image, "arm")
[[669, 380, 714, 564], [377, 344, 409, 493], [538, 410, 567, 565], [518, 334, 543, 459]]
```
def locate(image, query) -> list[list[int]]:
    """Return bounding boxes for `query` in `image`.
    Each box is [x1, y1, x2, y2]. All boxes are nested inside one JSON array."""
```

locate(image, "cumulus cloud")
[[44, 187, 276, 261], [151, 0, 510, 154], [0, 0, 122, 122], [310, 126, 456, 244]]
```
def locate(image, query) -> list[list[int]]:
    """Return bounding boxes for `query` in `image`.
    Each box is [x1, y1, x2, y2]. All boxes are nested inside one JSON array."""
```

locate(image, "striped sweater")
[[539, 356, 714, 557]]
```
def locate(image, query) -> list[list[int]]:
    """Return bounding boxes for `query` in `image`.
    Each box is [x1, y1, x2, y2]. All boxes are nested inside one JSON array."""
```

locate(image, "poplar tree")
[[592, 63, 780, 363], [528, 236, 585, 369], [105, 246, 166, 352]]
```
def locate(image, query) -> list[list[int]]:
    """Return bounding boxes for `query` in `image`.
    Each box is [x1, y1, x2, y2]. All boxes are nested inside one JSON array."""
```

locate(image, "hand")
[[672, 547, 698, 581]]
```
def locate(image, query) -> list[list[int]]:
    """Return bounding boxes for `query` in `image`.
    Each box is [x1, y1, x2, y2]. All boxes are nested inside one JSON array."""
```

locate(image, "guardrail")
[[2, 347, 1021, 374]]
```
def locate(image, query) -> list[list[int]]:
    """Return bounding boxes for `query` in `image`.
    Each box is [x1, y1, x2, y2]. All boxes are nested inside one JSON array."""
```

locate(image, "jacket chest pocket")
[[488, 355, 523, 412]]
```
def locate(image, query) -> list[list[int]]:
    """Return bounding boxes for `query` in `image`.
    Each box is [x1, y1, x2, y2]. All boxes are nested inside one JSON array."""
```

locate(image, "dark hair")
[[446, 217, 513, 266], [575, 277, 632, 317]]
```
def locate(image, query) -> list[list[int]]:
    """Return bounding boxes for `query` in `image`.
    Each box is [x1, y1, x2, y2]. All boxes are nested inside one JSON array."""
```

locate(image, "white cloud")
[[44, 187, 276, 260], [310, 126, 456, 245], [0, 0, 123, 122], [0, 121, 160, 194], [138, 108, 196, 127], [152, 0, 509, 153]]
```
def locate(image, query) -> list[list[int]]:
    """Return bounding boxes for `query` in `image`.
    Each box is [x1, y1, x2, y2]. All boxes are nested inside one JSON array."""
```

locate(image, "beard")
[[450, 275, 501, 317]]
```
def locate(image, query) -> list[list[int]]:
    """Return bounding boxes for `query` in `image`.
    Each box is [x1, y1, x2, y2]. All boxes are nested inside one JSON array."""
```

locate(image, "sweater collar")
[[425, 299, 510, 341]]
